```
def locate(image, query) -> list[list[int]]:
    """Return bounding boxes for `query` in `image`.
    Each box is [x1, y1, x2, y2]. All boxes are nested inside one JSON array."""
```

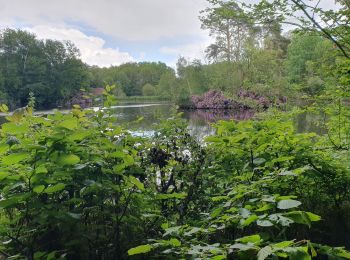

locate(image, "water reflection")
[[0, 102, 325, 138], [112, 103, 255, 139]]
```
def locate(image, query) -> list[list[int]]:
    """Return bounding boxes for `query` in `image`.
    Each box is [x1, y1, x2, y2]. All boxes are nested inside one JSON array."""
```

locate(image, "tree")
[[157, 70, 177, 99], [241, 0, 350, 59], [200, 0, 253, 62], [0, 28, 89, 109], [142, 83, 156, 96]]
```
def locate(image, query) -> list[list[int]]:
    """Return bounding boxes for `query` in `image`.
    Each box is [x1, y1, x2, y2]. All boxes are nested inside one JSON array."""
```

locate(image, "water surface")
[[0, 102, 324, 138]]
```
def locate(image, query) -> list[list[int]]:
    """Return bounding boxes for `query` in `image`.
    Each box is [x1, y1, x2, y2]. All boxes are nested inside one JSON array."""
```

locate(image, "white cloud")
[[27, 26, 134, 67], [160, 33, 213, 67], [0, 0, 209, 41]]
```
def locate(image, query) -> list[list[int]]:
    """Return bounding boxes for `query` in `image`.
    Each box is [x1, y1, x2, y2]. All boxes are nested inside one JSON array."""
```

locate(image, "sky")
[[0, 0, 337, 68], [0, 0, 213, 67]]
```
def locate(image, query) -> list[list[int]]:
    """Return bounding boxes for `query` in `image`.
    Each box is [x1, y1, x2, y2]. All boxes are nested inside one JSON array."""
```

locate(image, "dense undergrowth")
[[0, 86, 350, 259]]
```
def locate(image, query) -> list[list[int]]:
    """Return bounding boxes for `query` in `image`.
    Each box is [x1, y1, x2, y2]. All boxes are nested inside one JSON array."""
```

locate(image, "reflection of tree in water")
[[183, 109, 255, 124]]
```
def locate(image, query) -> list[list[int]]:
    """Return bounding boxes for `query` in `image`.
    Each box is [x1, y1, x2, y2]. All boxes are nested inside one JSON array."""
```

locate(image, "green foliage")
[[0, 87, 147, 258], [88, 62, 174, 96], [0, 28, 89, 109], [142, 83, 156, 96], [0, 89, 349, 258]]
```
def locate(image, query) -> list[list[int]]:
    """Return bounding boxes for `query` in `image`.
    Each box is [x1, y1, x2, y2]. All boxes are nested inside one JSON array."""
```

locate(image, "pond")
[[108, 102, 325, 138], [0, 102, 325, 139]]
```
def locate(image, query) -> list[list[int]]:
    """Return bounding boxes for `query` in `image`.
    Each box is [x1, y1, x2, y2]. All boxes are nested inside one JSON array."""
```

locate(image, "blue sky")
[[0, 0, 212, 67]]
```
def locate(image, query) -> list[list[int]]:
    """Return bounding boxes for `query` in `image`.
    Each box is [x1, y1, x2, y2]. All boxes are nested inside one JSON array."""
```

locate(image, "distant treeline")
[[0, 29, 175, 110], [0, 26, 340, 110], [0, 29, 89, 109]]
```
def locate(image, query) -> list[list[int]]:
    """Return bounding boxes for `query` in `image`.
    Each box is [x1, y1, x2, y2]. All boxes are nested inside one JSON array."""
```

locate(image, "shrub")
[[142, 83, 156, 96]]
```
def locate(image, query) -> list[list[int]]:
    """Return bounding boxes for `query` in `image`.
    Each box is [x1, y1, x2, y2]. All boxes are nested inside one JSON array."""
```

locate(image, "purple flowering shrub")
[[189, 90, 246, 109], [185, 90, 287, 110], [237, 89, 287, 109]]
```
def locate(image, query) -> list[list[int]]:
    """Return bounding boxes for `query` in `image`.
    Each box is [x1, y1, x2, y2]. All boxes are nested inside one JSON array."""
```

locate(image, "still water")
[[109, 102, 324, 139], [0, 102, 324, 138]]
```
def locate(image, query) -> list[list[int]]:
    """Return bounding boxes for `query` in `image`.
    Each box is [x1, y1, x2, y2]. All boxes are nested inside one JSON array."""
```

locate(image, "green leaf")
[[163, 226, 182, 237], [58, 118, 78, 130], [2, 153, 30, 165], [169, 238, 181, 247], [156, 193, 187, 200], [273, 241, 294, 248], [242, 214, 258, 227], [257, 219, 274, 227], [284, 211, 320, 227], [236, 234, 261, 244], [33, 185, 45, 193], [256, 204, 274, 212], [0, 104, 8, 112], [45, 183, 66, 194], [0, 171, 9, 180], [184, 227, 201, 236], [57, 154, 80, 166], [129, 176, 144, 191], [127, 244, 152, 255], [253, 158, 266, 165], [230, 243, 257, 251], [0, 197, 23, 208], [334, 248, 350, 259], [2, 122, 29, 134], [0, 144, 9, 154], [305, 212, 321, 221], [288, 248, 311, 260], [258, 246, 273, 260], [277, 199, 302, 210]]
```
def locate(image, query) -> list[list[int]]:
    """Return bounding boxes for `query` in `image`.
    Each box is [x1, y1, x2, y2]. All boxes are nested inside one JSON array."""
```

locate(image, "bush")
[[142, 83, 156, 96]]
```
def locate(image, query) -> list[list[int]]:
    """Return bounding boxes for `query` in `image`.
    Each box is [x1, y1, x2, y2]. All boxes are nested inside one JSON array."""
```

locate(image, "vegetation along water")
[[1, 0, 350, 259]]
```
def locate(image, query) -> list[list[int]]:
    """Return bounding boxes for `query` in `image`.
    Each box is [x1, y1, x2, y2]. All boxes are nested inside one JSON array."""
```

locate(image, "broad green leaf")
[[0, 104, 8, 112], [67, 131, 90, 141], [129, 176, 144, 191], [230, 243, 257, 251], [277, 199, 302, 210], [169, 238, 181, 247], [236, 234, 261, 244], [57, 154, 80, 166], [163, 226, 182, 237], [58, 118, 78, 130], [35, 165, 48, 174], [284, 211, 320, 227], [257, 219, 274, 227], [256, 204, 274, 212], [0, 171, 9, 180], [288, 248, 311, 260], [156, 193, 187, 200], [2, 153, 30, 165], [242, 214, 258, 227], [211, 207, 223, 218], [305, 212, 321, 221], [0, 144, 9, 154], [2, 122, 29, 134], [273, 241, 294, 248], [128, 244, 152, 255], [45, 183, 66, 194], [0, 197, 22, 208], [334, 248, 350, 259], [253, 158, 266, 165], [33, 185, 45, 193], [258, 246, 273, 260]]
